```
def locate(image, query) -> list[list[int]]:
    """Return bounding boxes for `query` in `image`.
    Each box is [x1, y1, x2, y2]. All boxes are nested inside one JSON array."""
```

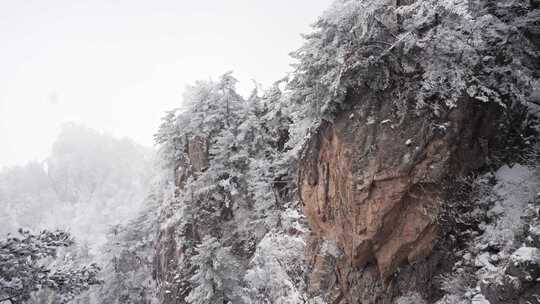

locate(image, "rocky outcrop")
[[175, 136, 209, 190], [299, 90, 501, 303], [155, 136, 208, 304]]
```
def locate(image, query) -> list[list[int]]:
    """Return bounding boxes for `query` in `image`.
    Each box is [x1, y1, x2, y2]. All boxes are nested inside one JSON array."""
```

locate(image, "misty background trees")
[[0, 123, 155, 303], [0, 123, 154, 251]]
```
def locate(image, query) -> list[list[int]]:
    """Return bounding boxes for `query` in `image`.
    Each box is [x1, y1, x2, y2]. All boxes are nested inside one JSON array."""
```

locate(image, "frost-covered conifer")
[[0, 230, 101, 304]]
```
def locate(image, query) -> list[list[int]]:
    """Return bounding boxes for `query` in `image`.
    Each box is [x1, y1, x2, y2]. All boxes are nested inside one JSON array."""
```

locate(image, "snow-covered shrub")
[[154, 72, 309, 303], [437, 271, 476, 302], [288, 0, 537, 126], [436, 160, 540, 302], [243, 231, 306, 304]]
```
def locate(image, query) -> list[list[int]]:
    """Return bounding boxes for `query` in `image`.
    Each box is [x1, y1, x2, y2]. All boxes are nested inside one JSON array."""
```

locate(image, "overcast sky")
[[0, 0, 333, 169]]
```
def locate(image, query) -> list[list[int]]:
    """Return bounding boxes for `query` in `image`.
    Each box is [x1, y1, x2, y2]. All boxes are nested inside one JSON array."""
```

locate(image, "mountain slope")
[[151, 0, 540, 303]]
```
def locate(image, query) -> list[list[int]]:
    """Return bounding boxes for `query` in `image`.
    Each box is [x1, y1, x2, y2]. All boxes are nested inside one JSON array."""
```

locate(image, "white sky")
[[0, 0, 333, 169]]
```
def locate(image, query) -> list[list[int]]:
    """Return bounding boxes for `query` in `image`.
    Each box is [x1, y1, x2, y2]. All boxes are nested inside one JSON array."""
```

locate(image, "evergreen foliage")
[[0, 230, 101, 304]]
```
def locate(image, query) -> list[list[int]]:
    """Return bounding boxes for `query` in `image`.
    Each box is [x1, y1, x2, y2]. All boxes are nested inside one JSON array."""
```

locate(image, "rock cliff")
[[299, 91, 501, 302], [155, 136, 209, 304]]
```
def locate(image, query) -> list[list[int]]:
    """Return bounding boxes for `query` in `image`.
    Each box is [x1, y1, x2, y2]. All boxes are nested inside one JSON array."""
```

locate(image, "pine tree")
[[0, 230, 101, 304], [185, 236, 223, 304]]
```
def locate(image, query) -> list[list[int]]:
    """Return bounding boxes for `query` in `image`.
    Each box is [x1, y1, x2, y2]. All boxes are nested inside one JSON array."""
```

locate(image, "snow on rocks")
[[479, 164, 538, 255], [471, 293, 490, 304], [506, 247, 540, 281], [510, 247, 540, 264]]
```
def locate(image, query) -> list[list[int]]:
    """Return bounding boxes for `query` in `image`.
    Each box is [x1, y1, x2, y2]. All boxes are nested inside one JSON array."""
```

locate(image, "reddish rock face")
[[300, 122, 442, 278], [299, 91, 500, 302]]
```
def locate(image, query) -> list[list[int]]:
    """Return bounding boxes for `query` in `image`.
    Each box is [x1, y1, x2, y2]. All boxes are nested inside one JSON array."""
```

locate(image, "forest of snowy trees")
[[0, 124, 155, 303], [0, 124, 153, 246], [1, 0, 540, 303]]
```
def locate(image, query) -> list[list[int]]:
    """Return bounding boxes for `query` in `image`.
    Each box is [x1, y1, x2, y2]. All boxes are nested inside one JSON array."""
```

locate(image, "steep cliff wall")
[[299, 90, 500, 303], [292, 0, 540, 301]]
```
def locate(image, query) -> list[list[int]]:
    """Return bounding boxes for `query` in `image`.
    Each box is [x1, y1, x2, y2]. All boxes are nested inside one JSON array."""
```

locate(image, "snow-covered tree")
[[154, 71, 305, 303], [288, 0, 538, 123], [0, 230, 101, 304], [185, 236, 225, 304], [0, 123, 153, 249]]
